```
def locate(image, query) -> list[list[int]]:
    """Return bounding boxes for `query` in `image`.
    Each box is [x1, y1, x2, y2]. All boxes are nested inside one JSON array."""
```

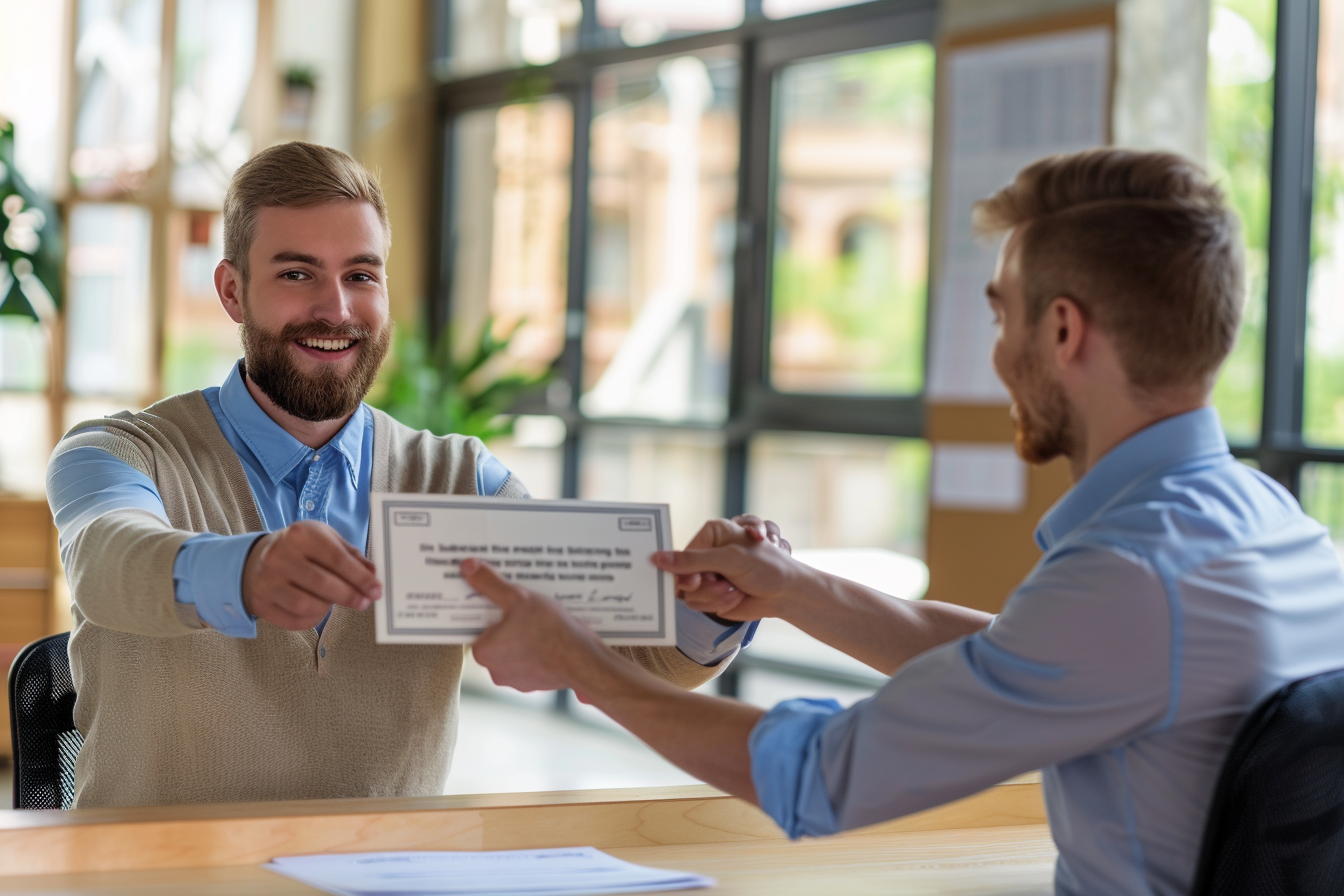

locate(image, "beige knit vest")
[[51, 391, 717, 808]]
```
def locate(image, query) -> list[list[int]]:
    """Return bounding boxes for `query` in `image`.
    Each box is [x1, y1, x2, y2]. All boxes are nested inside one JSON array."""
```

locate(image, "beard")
[[1007, 342, 1078, 465], [240, 308, 392, 422]]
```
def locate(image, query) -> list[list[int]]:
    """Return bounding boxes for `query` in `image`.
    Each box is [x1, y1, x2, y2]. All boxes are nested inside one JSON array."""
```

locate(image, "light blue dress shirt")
[[749, 408, 1344, 895], [49, 361, 752, 662]]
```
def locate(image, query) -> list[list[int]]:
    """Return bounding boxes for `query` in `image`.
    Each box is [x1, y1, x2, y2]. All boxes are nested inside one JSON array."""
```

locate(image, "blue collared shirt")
[[748, 408, 1344, 896], [49, 361, 752, 661]]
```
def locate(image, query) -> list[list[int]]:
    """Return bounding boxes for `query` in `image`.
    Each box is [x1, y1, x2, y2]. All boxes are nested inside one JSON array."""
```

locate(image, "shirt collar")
[[217, 360, 367, 487], [1034, 406, 1231, 551]]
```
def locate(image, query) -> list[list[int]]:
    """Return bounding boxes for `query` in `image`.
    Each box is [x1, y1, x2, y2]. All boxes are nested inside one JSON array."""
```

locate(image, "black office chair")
[[1190, 667, 1344, 895], [7, 632, 81, 810]]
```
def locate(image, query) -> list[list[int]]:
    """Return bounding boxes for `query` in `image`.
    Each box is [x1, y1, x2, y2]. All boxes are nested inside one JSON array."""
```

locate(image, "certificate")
[[371, 494, 676, 645]]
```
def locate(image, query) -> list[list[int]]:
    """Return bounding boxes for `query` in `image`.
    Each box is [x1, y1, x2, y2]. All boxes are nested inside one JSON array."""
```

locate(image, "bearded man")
[[45, 142, 753, 808], [456, 149, 1344, 895]]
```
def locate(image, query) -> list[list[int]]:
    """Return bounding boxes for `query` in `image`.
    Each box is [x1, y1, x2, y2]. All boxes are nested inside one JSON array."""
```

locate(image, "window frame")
[[429, 0, 939, 520]]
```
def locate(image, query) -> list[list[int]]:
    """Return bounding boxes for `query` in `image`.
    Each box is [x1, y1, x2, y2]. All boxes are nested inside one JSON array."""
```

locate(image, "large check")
[[371, 494, 676, 645]]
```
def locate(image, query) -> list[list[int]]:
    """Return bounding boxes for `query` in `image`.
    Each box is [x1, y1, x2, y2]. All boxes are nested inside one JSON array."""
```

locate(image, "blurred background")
[[1, 0, 1342, 795]]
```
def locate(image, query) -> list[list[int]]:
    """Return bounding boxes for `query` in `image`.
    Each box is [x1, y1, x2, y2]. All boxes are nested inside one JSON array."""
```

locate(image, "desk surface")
[[0, 778, 1055, 894]]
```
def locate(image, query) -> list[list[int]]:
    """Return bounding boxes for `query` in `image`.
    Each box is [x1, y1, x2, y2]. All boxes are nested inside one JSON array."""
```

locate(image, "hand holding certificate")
[[370, 495, 676, 645]]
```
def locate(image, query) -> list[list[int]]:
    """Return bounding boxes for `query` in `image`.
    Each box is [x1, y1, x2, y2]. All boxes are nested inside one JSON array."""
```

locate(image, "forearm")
[[781, 568, 993, 674], [567, 645, 765, 802], [64, 509, 207, 636]]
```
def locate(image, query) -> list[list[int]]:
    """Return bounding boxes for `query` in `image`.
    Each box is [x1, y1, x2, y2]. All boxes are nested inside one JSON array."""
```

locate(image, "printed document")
[[371, 495, 676, 646], [265, 847, 715, 895]]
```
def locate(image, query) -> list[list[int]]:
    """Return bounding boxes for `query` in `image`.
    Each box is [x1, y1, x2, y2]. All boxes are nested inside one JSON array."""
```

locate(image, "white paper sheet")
[[931, 443, 1027, 512], [927, 27, 1113, 402], [264, 847, 715, 895], [370, 495, 676, 646]]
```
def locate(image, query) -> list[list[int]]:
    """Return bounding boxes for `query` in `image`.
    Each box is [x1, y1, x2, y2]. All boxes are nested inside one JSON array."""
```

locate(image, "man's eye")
[[348, 272, 374, 283], [281, 270, 309, 281]]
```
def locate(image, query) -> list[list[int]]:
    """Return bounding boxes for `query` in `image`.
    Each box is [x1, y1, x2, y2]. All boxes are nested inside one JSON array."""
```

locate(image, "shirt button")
[[305, 500, 316, 511], [319, 646, 326, 658], [312, 453, 320, 462]]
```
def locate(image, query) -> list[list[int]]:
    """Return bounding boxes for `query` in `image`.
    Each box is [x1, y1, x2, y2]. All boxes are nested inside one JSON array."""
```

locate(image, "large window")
[[1204, 0, 1344, 563], [434, 0, 938, 702]]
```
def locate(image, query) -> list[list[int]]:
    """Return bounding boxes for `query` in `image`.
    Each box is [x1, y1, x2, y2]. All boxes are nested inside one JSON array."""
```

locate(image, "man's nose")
[[311, 276, 354, 326]]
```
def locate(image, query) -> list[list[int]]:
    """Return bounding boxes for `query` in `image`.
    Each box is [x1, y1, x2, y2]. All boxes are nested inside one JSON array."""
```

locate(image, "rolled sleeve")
[[748, 698, 844, 839], [674, 600, 759, 666], [172, 533, 265, 638]]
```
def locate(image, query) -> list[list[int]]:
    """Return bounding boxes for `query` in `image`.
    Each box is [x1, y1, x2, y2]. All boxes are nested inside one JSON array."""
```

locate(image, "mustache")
[[276, 322, 373, 342]]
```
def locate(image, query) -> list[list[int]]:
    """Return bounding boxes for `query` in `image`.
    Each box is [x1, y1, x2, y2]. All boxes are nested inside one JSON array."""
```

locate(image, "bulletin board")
[[923, 6, 1117, 612]]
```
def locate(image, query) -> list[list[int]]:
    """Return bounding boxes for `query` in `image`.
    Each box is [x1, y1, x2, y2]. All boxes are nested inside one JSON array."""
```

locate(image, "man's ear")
[[216, 260, 245, 324], [1048, 296, 1088, 371]]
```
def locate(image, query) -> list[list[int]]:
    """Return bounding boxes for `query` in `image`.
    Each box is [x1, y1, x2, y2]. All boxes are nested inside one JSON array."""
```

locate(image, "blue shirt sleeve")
[[749, 698, 845, 838], [674, 601, 759, 666], [476, 448, 514, 496], [48, 444, 261, 638]]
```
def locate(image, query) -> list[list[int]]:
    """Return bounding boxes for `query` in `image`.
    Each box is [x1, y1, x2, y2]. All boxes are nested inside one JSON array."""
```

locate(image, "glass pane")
[[171, 0, 258, 208], [0, 0, 67, 195], [1301, 463, 1344, 564], [71, 0, 163, 196], [768, 42, 934, 395], [747, 432, 930, 561], [596, 0, 743, 48], [66, 203, 153, 397], [162, 211, 241, 394], [449, 99, 572, 377], [581, 52, 739, 422], [0, 395, 50, 496], [578, 426, 724, 548], [440, 0, 582, 77], [1305, 0, 1344, 445], [763, 0, 874, 18], [484, 415, 567, 500], [0, 316, 49, 391], [1207, 0, 1274, 445]]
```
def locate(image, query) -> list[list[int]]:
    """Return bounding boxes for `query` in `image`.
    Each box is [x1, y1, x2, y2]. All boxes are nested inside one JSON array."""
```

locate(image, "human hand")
[[463, 558, 606, 693], [674, 515, 792, 617], [654, 526, 809, 623], [241, 520, 381, 630]]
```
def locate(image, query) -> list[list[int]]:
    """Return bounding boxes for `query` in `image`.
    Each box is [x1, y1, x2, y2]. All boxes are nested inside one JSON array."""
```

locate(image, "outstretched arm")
[[656, 540, 991, 675], [464, 559, 765, 801]]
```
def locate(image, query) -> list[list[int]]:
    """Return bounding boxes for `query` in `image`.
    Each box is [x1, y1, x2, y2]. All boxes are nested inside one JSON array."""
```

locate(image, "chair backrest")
[[1190, 667, 1344, 896], [7, 632, 81, 810]]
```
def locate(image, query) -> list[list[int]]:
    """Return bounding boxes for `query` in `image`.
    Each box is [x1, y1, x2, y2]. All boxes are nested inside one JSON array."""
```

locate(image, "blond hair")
[[222, 142, 390, 286], [974, 148, 1244, 393]]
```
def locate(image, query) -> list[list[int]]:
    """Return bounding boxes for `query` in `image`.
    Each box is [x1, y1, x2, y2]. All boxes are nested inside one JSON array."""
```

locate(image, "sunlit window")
[[580, 51, 739, 422], [1207, 0, 1275, 445], [768, 41, 933, 396]]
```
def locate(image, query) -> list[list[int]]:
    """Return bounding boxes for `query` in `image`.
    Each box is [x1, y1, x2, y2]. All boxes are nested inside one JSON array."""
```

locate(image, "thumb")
[[651, 546, 748, 578], [461, 558, 525, 611]]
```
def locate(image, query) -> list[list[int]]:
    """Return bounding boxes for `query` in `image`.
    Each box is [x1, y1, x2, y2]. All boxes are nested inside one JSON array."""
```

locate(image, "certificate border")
[[379, 501, 668, 640]]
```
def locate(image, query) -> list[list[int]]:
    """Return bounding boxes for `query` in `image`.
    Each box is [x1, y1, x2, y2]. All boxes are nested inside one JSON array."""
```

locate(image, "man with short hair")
[[459, 148, 1344, 895], [46, 141, 754, 808]]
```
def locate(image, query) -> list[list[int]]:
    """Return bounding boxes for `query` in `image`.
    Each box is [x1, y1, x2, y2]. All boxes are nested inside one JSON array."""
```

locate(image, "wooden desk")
[[0, 777, 1055, 894]]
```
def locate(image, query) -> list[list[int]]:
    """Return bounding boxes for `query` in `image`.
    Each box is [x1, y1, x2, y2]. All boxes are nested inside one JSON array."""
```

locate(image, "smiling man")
[[460, 148, 1344, 895], [44, 142, 752, 808]]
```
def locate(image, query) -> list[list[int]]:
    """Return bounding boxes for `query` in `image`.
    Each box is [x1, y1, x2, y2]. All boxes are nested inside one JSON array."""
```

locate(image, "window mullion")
[[1260, 0, 1319, 492]]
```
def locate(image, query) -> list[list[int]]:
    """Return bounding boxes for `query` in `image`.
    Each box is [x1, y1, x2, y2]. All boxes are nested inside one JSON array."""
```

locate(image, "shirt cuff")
[[674, 600, 759, 666], [173, 532, 265, 638], [748, 698, 844, 839]]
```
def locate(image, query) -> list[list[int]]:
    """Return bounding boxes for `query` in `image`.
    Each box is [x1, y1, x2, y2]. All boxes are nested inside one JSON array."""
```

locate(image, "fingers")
[[299, 526, 381, 607], [733, 514, 786, 549], [461, 558, 527, 611], [652, 545, 751, 577]]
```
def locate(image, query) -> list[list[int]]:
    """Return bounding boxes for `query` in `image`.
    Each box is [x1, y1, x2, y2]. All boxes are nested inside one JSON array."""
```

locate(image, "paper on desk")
[[264, 847, 716, 895], [370, 495, 676, 646]]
